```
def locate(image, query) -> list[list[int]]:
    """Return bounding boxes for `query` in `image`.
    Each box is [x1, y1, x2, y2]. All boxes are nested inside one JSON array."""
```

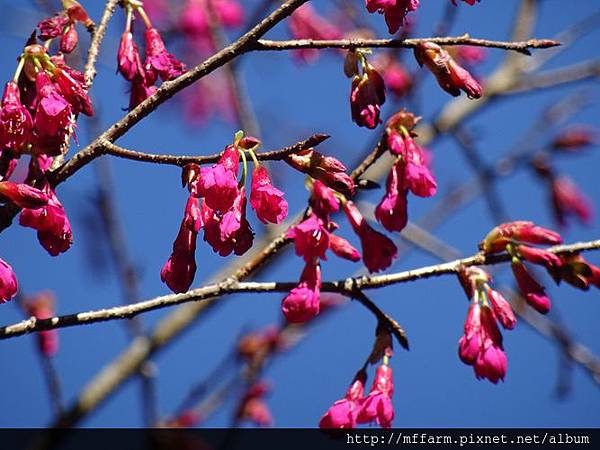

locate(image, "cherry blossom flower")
[[319, 370, 366, 429]]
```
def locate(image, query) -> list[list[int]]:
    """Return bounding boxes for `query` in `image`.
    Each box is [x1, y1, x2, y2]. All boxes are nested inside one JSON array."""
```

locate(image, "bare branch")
[[99, 133, 329, 167], [84, 0, 120, 85], [3, 239, 599, 340], [254, 35, 560, 55]]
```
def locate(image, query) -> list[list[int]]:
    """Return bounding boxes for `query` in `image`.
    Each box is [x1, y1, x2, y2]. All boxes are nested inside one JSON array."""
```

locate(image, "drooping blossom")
[[286, 213, 330, 261], [128, 73, 157, 111], [511, 261, 551, 314], [285, 149, 355, 197], [51, 65, 93, 117], [36, 1, 92, 54], [161, 196, 202, 293], [118, 32, 144, 81], [288, 4, 341, 63], [0, 181, 48, 209], [343, 200, 397, 273], [480, 221, 562, 254], [357, 363, 395, 428], [144, 28, 186, 83], [375, 160, 408, 232], [365, 0, 420, 34], [281, 259, 321, 323], [319, 370, 366, 429], [349, 59, 386, 129], [202, 188, 254, 257], [32, 71, 74, 156], [0, 81, 33, 153], [235, 382, 273, 427], [551, 176, 593, 227], [250, 166, 288, 224], [19, 184, 73, 256], [414, 42, 482, 99], [194, 145, 239, 212], [458, 302, 507, 383], [486, 287, 517, 330], [23, 291, 59, 356], [0, 257, 18, 303]]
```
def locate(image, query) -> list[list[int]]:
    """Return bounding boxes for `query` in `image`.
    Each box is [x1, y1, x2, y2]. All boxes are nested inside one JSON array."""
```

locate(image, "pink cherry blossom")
[[343, 200, 397, 273], [350, 64, 386, 129], [286, 213, 330, 261], [376, 160, 408, 232], [551, 176, 593, 227], [511, 261, 551, 314], [288, 4, 341, 63], [281, 259, 321, 323], [144, 28, 186, 83], [161, 196, 202, 293], [33, 72, 73, 156], [319, 370, 366, 429], [366, 0, 420, 34], [118, 32, 144, 82], [19, 185, 72, 256], [357, 363, 395, 428], [0, 257, 18, 303], [250, 166, 288, 224], [0, 81, 33, 153]]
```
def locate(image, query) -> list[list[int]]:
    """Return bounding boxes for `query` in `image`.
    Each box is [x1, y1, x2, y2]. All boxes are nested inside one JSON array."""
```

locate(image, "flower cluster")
[[161, 133, 288, 293], [531, 144, 593, 229], [1, 46, 93, 158], [320, 351, 396, 429], [345, 51, 386, 129], [288, 4, 342, 63], [376, 110, 436, 232], [282, 174, 397, 323], [178, 0, 243, 125], [414, 42, 483, 99], [0, 14, 87, 300], [235, 382, 273, 427], [365, 0, 480, 34], [457, 266, 514, 383], [117, 1, 186, 110], [179, 0, 243, 53], [37, 0, 94, 54], [481, 221, 563, 314], [374, 54, 413, 99], [365, 0, 420, 34]]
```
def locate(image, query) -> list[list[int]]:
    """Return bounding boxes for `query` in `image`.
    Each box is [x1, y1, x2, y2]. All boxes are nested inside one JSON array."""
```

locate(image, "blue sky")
[[0, 0, 599, 428]]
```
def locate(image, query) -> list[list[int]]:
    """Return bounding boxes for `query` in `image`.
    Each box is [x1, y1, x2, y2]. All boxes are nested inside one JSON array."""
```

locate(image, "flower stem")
[[238, 149, 248, 188], [12, 55, 25, 82]]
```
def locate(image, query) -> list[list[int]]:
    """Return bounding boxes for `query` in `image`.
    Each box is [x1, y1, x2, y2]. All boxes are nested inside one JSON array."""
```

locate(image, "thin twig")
[[84, 0, 120, 85], [100, 133, 329, 167], [254, 35, 560, 55]]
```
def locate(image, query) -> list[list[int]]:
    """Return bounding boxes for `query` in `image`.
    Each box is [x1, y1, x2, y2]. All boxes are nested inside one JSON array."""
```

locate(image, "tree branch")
[[254, 35, 560, 55], [83, 0, 120, 85], [99, 133, 329, 167], [3, 239, 599, 340]]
